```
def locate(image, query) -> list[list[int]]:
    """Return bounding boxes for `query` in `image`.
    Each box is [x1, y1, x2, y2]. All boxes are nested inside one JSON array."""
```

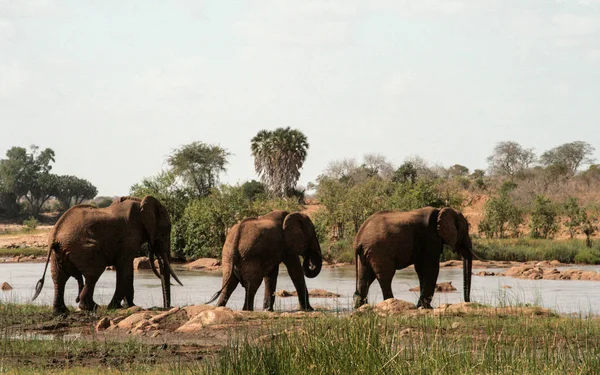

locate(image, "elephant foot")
[[300, 305, 314, 312], [79, 301, 99, 312], [416, 300, 433, 309], [53, 305, 69, 316]]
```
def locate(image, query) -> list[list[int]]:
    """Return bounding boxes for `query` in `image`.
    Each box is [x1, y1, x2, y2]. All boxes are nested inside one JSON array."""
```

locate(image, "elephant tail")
[[353, 242, 362, 297], [206, 222, 245, 305], [32, 241, 59, 301]]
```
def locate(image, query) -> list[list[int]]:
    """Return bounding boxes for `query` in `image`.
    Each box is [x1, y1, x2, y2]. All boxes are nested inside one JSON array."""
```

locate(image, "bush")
[[574, 248, 600, 264], [479, 189, 523, 238], [321, 238, 354, 264], [23, 217, 38, 231], [529, 195, 559, 239]]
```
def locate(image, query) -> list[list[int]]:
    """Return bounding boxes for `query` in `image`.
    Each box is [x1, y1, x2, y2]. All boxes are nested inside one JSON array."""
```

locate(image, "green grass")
[[0, 228, 48, 237], [0, 247, 47, 257], [3, 302, 600, 374], [473, 238, 600, 264], [199, 312, 600, 375]]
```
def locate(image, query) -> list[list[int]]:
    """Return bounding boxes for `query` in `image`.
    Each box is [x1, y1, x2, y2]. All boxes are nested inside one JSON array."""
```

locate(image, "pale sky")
[[1, 0, 599, 196]]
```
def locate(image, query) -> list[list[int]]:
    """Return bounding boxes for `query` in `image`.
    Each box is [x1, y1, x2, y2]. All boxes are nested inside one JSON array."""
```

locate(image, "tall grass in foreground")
[[200, 313, 600, 375]]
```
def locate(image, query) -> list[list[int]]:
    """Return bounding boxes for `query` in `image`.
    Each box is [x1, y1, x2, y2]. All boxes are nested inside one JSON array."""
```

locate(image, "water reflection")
[[2, 263, 600, 315]]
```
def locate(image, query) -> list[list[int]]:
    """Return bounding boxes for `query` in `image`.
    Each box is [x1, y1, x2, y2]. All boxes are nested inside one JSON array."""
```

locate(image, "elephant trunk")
[[462, 251, 472, 303], [303, 239, 323, 279]]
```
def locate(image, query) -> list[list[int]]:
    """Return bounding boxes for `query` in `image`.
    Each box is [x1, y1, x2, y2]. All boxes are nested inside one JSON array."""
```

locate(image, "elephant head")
[[437, 207, 473, 303], [139, 195, 183, 308], [283, 212, 323, 278]]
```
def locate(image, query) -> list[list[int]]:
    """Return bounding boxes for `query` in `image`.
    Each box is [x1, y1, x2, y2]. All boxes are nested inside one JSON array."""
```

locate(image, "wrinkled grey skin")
[[210, 210, 323, 311], [353, 207, 473, 309], [33, 195, 182, 315]]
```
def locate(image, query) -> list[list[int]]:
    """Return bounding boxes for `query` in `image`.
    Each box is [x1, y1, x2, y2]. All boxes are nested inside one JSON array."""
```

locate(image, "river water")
[[2, 263, 600, 315]]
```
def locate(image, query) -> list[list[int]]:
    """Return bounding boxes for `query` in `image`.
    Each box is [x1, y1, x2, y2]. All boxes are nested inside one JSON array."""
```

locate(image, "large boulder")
[[133, 257, 160, 271], [117, 312, 154, 330], [183, 304, 218, 318], [176, 307, 240, 333], [185, 258, 221, 270], [1, 282, 13, 291], [409, 282, 457, 292], [372, 299, 417, 315]]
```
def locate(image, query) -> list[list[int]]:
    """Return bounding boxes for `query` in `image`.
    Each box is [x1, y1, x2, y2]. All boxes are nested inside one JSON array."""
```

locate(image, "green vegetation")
[[0, 145, 97, 218], [0, 247, 46, 257], [473, 238, 600, 264], [200, 313, 600, 374], [3, 302, 600, 374], [22, 217, 39, 231]]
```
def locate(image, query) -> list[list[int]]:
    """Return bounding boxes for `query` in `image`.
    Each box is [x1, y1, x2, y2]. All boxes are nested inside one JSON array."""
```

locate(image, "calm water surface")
[[2, 263, 600, 314]]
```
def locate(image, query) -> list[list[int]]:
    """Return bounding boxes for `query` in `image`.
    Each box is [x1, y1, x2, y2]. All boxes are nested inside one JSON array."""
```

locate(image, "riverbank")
[[1, 299, 599, 374]]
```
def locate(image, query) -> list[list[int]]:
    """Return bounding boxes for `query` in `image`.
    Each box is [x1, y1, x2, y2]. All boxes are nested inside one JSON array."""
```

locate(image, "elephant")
[[32, 195, 182, 315], [353, 207, 473, 309], [208, 210, 323, 311]]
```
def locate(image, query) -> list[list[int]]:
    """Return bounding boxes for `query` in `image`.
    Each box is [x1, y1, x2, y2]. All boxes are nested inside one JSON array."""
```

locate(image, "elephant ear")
[[437, 207, 459, 249], [283, 212, 308, 256], [140, 195, 169, 244]]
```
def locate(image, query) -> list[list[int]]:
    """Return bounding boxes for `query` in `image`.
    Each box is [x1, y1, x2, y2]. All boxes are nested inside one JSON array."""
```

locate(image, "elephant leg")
[[217, 269, 241, 307], [50, 255, 70, 316], [242, 278, 261, 311], [79, 271, 102, 312], [263, 266, 279, 311], [414, 260, 439, 309], [109, 258, 134, 309], [282, 255, 313, 311], [376, 273, 395, 301], [354, 255, 376, 307]]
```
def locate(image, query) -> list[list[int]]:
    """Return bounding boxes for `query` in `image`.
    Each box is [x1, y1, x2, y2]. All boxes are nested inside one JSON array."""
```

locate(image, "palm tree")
[[251, 127, 309, 197]]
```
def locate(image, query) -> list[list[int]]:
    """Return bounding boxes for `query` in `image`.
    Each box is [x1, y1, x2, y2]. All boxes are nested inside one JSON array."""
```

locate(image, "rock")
[[149, 306, 182, 323], [409, 282, 456, 292], [95, 317, 111, 332], [372, 299, 416, 315], [126, 306, 143, 314], [550, 260, 562, 266], [176, 307, 239, 333], [451, 322, 461, 329], [183, 304, 217, 319], [502, 285, 512, 289], [117, 312, 154, 330], [276, 289, 341, 298], [477, 271, 496, 276], [106, 265, 115, 271], [133, 257, 152, 270], [1, 282, 13, 291], [185, 258, 221, 270]]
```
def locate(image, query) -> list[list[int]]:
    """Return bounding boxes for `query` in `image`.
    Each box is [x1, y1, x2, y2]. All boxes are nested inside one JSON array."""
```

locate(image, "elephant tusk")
[[167, 261, 184, 287], [148, 251, 162, 279]]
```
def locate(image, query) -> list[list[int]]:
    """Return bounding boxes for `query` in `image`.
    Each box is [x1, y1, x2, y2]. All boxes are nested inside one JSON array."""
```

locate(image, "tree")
[[478, 186, 524, 238], [54, 175, 98, 210], [563, 197, 586, 239], [529, 195, 559, 239], [167, 142, 230, 197], [241, 180, 267, 201], [448, 164, 469, 178], [540, 141, 595, 178], [251, 127, 309, 197], [0, 145, 57, 217], [392, 162, 417, 184], [487, 141, 535, 178]]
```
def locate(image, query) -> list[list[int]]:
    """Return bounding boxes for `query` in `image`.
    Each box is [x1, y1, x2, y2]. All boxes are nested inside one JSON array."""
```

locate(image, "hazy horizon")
[[1, 0, 599, 196]]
